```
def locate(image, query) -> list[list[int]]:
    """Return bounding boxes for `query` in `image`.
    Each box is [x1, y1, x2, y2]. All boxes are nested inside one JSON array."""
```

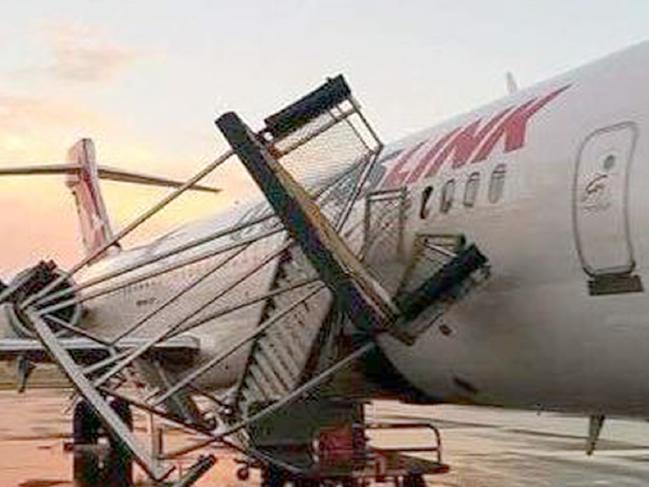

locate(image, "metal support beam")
[[26, 310, 172, 481], [107, 242, 247, 345], [37, 225, 284, 314], [161, 341, 375, 460], [33, 145, 358, 309], [152, 284, 326, 406], [92, 239, 295, 388], [171, 455, 216, 487], [216, 112, 398, 338], [586, 415, 605, 455], [23, 150, 235, 309]]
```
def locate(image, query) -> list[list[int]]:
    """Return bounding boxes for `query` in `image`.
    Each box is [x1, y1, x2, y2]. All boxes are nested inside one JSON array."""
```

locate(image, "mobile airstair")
[[2, 75, 489, 486]]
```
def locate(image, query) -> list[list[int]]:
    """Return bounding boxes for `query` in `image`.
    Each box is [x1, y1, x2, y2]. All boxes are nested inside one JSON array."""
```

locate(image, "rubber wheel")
[[342, 478, 359, 487], [403, 473, 426, 487], [72, 401, 101, 485], [73, 400, 101, 445], [262, 465, 287, 487], [295, 479, 319, 487], [103, 398, 134, 487]]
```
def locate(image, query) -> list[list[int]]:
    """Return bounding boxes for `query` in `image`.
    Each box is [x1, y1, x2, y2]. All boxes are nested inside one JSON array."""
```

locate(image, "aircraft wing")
[[0, 335, 200, 363]]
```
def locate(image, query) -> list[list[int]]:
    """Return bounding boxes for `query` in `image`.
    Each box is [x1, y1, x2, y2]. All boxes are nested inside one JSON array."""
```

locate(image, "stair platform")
[[239, 419, 449, 486], [312, 449, 449, 480], [260, 449, 449, 484]]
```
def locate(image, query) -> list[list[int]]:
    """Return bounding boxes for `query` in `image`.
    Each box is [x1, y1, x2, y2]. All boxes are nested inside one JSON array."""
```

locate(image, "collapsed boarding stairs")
[[7, 75, 489, 485]]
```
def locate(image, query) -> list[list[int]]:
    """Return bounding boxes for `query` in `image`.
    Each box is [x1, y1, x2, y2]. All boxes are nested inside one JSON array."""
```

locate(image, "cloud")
[[0, 94, 101, 125], [0, 94, 107, 160], [34, 22, 136, 83]]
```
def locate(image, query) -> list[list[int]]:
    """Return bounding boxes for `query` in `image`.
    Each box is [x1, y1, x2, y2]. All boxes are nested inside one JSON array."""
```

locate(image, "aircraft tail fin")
[[65, 138, 118, 258], [0, 138, 222, 261]]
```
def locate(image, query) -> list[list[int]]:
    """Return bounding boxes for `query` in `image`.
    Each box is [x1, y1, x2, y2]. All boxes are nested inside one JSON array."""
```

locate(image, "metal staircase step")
[[263, 330, 302, 377], [244, 376, 267, 403], [253, 353, 289, 396], [233, 255, 334, 416], [257, 340, 297, 388], [249, 365, 276, 398]]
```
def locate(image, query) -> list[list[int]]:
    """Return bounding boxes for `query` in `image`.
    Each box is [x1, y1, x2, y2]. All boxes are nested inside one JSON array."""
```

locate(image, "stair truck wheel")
[[262, 464, 287, 487], [403, 473, 426, 487], [295, 478, 320, 487], [73, 400, 101, 444], [342, 477, 359, 487], [72, 400, 102, 485], [102, 398, 134, 486]]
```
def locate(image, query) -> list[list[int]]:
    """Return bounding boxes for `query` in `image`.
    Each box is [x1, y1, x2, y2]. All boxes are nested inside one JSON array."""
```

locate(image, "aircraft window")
[[440, 179, 455, 213], [603, 154, 616, 170], [488, 164, 507, 204], [419, 186, 434, 219], [463, 172, 480, 208]]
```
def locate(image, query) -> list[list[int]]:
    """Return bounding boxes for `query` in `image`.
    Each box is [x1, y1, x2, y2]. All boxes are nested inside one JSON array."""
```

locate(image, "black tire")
[[103, 398, 134, 487], [262, 465, 287, 487], [73, 449, 100, 486], [295, 477, 320, 487], [403, 473, 426, 487], [342, 477, 358, 487], [101, 447, 133, 487], [73, 401, 101, 445], [72, 401, 101, 486]]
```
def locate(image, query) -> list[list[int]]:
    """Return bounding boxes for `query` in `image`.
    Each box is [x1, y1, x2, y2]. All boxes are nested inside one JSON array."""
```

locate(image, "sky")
[[1, 0, 649, 274]]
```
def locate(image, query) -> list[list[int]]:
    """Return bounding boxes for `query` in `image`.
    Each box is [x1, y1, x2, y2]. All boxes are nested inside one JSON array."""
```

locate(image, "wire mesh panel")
[[273, 111, 371, 186], [362, 188, 407, 259], [261, 76, 382, 229]]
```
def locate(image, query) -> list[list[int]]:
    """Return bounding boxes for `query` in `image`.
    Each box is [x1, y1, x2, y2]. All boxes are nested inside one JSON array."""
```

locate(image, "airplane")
[[0, 39, 648, 485]]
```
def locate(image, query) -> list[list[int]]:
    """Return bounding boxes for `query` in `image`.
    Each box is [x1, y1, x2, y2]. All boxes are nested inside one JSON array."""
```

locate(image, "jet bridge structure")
[[1, 75, 489, 486]]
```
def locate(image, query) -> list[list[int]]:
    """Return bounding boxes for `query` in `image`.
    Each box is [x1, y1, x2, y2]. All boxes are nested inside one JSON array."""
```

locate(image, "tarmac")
[[1, 388, 649, 486]]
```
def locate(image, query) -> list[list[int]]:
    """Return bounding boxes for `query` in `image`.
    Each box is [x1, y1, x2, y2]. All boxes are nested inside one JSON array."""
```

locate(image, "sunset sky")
[[2, 0, 649, 275]]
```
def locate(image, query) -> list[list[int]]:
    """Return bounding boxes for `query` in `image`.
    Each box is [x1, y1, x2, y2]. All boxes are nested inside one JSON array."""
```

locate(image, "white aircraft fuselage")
[[21, 42, 649, 419]]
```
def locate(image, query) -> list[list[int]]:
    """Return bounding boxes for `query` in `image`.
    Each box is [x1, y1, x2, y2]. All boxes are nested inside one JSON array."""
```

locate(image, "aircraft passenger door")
[[573, 122, 642, 295]]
